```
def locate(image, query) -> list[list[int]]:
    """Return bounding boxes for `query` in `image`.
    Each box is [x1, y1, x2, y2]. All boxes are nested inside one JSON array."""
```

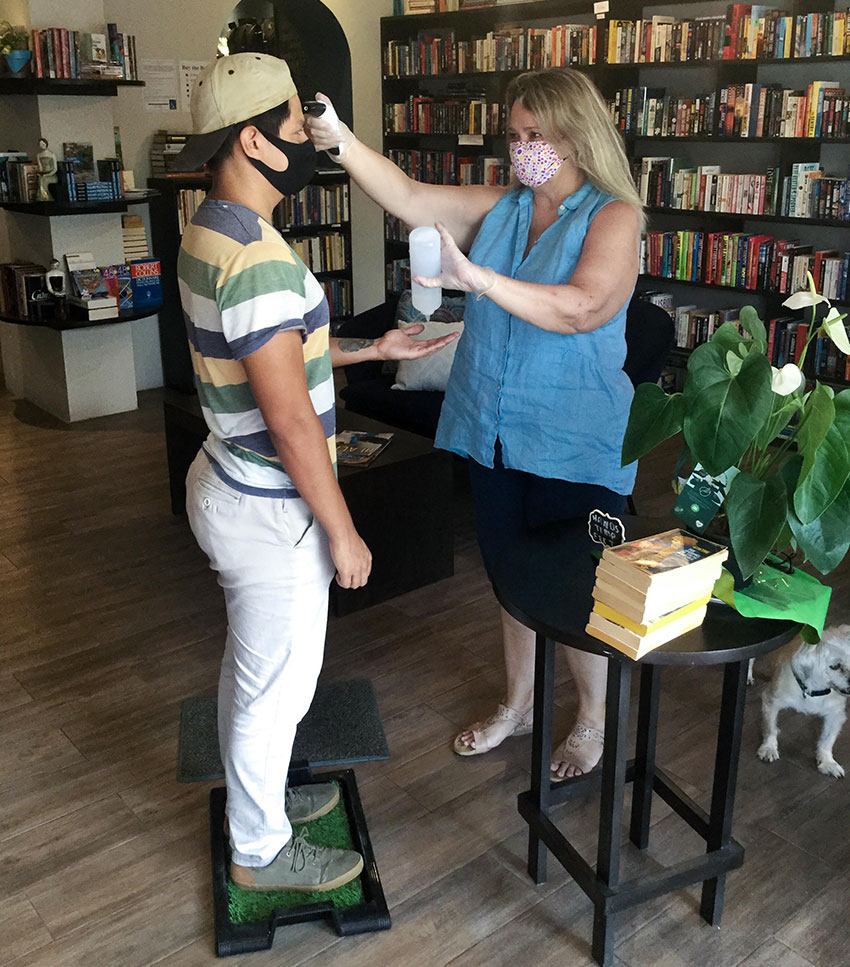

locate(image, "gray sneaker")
[[286, 782, 339, 824], [230, 831, 364, 893]]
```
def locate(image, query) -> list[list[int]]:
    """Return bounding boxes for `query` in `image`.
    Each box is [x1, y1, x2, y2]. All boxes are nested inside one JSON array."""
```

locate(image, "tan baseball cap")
[[173, 53, 297, 171]]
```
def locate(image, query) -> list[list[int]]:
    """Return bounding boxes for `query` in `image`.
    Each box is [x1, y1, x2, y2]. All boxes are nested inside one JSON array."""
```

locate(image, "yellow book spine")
[[593, 595, 710, 637]]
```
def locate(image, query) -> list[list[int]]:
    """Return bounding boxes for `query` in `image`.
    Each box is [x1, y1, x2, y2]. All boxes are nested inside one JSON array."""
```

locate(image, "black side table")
[[489, 519, 798, 967]]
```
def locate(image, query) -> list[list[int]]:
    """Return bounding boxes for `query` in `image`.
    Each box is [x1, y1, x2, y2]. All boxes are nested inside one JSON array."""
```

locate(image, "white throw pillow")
[[391, 319, 464, 392]]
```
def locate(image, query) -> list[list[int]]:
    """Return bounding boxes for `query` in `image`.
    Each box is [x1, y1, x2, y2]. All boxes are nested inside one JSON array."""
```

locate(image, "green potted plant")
[[622, 274, 850, 589], [0, 22, 32, 74]]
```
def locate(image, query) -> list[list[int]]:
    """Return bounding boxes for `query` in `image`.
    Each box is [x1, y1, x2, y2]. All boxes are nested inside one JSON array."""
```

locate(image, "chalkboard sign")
[[587, 509, 625, 548]]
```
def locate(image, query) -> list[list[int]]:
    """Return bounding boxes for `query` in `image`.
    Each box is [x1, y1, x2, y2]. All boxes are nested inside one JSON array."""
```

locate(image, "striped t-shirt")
[[177, 198, 335, 497]]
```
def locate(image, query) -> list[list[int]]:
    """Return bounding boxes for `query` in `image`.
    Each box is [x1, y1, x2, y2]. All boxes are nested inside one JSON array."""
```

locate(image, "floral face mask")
[[509, 140, 564, 188]]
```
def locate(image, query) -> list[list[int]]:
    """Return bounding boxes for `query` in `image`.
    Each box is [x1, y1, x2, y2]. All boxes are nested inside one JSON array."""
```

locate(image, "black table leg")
[[630, 663, 661, 850], [528, 632, 555, 885], [592, 657, 632, 967], [700, 659, 748, 925]]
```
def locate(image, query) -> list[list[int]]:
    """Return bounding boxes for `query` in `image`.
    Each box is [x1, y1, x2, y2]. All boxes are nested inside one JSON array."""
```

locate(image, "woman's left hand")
[[414, 222, 497, 298], [374, 324, 459, 361]]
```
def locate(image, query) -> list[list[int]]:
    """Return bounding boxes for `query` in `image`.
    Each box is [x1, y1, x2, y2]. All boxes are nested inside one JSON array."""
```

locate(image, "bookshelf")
[[148, 168, 355, 393], [0, 8, 155, 423], [379, 0, 850, 382]]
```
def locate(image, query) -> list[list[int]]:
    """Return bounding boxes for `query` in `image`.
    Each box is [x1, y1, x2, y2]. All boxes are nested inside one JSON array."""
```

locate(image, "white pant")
[[186, 452, 335, 867]]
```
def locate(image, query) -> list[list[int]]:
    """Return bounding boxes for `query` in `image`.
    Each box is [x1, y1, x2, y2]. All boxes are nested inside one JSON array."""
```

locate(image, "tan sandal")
[[453, 703, 534, 757], [550, 723, 604, 781]]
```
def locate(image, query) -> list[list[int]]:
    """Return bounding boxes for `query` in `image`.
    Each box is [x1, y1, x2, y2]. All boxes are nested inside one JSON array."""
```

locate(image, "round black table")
[[489, 517, 798, 967]]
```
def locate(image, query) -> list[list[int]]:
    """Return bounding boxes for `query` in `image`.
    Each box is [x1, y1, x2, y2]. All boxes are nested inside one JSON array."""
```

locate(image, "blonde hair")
[[506, 68, 645, 229]]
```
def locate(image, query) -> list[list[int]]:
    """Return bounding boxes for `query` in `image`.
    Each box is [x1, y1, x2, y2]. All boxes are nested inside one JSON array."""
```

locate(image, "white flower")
[[783, 290, 829, 311], [771, 363, 804, 396], [822, 306, 850, 355]]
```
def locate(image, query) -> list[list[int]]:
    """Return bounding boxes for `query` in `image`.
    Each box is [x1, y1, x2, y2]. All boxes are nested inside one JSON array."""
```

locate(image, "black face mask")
[[250, 131, 316, 195]]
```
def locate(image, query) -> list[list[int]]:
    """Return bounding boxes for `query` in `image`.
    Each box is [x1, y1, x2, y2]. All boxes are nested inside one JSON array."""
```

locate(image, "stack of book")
[[585, 529, 728, 659], [150, 132, 192, 176], [122, 215, 150, 261]]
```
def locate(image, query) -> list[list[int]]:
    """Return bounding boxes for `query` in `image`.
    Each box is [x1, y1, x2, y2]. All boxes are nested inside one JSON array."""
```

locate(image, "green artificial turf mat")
[[228, 783, 365, 923]]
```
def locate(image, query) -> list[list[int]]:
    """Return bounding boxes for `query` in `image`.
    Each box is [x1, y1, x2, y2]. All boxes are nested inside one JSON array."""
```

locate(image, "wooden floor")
[[1, 387, 849, 967]]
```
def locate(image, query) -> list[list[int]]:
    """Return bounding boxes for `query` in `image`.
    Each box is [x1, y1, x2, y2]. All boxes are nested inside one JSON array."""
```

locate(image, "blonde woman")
[[307, 68, 644, 779]]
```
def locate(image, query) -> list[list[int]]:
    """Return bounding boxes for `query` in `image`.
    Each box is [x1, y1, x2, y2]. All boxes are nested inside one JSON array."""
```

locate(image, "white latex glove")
[[413, 222, 497, 299], [304, 92, 355, 162]]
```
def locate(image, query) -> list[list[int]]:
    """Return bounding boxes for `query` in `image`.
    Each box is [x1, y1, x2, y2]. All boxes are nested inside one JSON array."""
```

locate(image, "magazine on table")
[[336, 430, 393, 467]]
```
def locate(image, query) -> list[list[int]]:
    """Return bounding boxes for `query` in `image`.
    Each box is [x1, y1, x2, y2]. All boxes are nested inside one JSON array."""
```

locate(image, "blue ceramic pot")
[[4, 50, 32, 74]]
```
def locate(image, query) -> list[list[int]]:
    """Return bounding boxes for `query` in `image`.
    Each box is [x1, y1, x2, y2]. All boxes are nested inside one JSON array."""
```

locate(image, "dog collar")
[[793, 667, 831, 698]]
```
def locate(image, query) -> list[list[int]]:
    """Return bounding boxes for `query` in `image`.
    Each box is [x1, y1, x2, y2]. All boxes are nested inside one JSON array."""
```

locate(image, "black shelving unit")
[[380, 0, 850, 319]]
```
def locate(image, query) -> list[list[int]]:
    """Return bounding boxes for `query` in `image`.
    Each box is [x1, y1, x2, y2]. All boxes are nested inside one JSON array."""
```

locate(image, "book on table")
[[586, 604, 709, 660], [585, 528, 728, 659], [599, 528, 728, 595], [336, 430, 393, 467]]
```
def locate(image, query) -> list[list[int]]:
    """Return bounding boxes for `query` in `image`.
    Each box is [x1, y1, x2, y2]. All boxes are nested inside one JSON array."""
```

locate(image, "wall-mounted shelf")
[[0, 306, 161, 331], [0, 192, 160, 216], [0, 77, 145, 97], [646, 206, 850, 229]]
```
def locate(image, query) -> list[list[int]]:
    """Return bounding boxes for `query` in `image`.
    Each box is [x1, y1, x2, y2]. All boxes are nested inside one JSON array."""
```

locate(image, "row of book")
[[386, 257, 412, 293], [386, 214, 411, 244], [320, 278, 352, 319], [384, 97, 506, 135], [640, 231, 850, 300], [278, 184, 350, 228], [0, 256, 161, 323], [633, 158, 849, 222], [386, 150, 510, 186], [175, 188, 208, 236], [383, 23, 598, 76], [586, 530, 727, 659], [55, 159, 124, 204], [391, 0, 546, 11], [607, 8, 850, 64], [287, 232, 349, 275], [27, 24, 140, 81], [608, 81, 849, 140], [647, 292, 850, 382], [724, 5, 849, 60], [607, 15, 726, 64]]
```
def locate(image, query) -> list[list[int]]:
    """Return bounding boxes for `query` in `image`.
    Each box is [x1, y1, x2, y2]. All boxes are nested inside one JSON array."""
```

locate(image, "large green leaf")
[[796, 382, 835, 483], [621, 384, 685, 466], [793, 421, 850, 524], [683, 345, 773, 476], [737, 305, 768, 353], [788, 481, 850, 574], [726, 472, 788, 579]]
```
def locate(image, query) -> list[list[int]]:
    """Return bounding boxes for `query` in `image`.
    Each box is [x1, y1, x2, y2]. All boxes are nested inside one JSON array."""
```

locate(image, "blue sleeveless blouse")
[[434, 181, 637, 495]]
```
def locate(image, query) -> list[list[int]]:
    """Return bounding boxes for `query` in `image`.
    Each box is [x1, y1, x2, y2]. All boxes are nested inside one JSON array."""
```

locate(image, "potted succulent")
[[0, 22, 31, 74], [622, 273, 850, 589]]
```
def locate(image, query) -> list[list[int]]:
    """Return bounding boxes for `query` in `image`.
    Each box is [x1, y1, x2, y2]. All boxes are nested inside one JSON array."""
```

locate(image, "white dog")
[[756, 624, 850, 778]]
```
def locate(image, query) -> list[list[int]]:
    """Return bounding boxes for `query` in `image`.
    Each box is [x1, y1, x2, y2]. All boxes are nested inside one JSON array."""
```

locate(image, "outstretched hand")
[[375, 324, 459, 361], [413, 222, 497, 298]]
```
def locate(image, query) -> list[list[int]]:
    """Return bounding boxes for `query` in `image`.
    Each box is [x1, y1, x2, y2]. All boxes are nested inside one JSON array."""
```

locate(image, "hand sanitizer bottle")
[[409, 225, 441, 320]]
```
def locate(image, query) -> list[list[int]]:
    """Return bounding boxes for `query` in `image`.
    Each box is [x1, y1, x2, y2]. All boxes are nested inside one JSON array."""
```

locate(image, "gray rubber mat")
[[177, 678, 389, 782]]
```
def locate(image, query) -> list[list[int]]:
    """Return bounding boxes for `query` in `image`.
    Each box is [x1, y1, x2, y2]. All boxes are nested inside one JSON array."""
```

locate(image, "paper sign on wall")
[[180, 61, 209, 114], [140, 58, 179, 113]]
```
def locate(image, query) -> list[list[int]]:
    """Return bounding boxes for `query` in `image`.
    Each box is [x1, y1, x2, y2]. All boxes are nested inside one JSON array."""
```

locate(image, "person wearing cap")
[[176, 53, 458, 893]]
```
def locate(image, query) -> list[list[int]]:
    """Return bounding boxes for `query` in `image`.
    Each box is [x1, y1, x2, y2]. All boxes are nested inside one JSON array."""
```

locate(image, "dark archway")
[[220, 0, 353, 127]]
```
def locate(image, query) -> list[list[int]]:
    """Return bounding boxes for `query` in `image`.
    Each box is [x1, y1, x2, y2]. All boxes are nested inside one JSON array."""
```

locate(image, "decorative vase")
[[4, 50, 31, 74]]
